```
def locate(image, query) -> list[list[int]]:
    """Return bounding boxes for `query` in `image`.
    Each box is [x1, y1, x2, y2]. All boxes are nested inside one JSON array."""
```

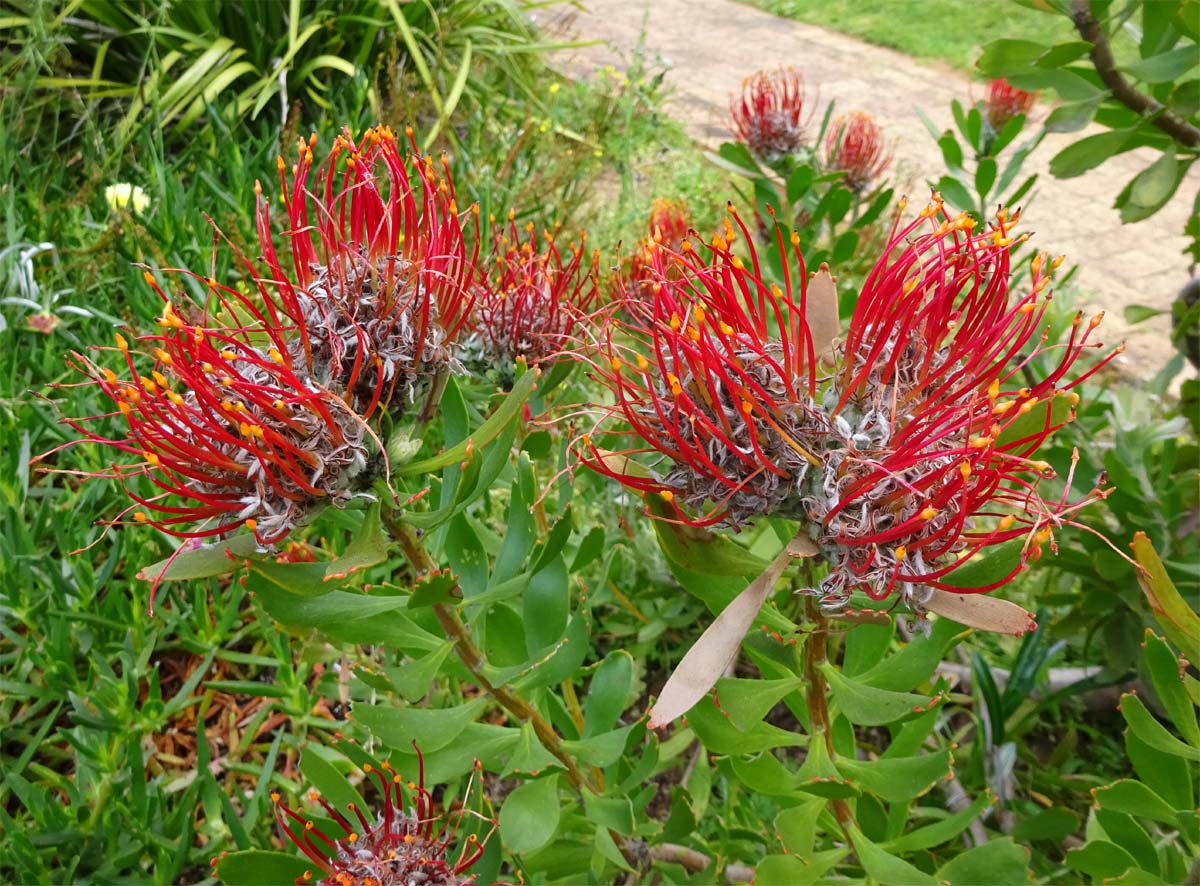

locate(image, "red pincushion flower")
[[985, 78, 1038, 130], [730, 67, 813, 158], [38, 125, 482, 604], [274, 749, 494, 886], [258, 125, 480, 416], [581, 196, 1115, 607], [51, 275, 369, 548], [824, 111, 892, 192], [470, 212, 599, 366]]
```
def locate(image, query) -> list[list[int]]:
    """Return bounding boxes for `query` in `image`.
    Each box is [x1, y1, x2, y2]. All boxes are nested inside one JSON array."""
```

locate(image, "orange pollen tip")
[[636, 355, 649, 371], [987, 379, 1001, 400], [1018, 302, 1036, 314], [790, 231, 800, 246], [919, 507, 938, 521], [610, 357, 622, 373], [970, 435, 993, 448], [246, 519, 258, 530], [659, 490, 674, 502], [719, 322, 734, 336], [1032, 460, 1050, 473], [669, 314, 682, 331], [731, 256, 744, 269], [993, 400, 1015, 415], [270, 792, 280, 802], [895, 546, 907, 560], [1089, 313, 1104, 329], [269, 348, 284, 364], [133, 511, 148, 522], [116, 333, 129, 351], [1018, 399, 1037, 415], [903, 279, 918, 295], [1066, 392, 1080, 406], [1034, 528, 1052, 544], [347, 833, 359, 843], [999, 515, 1015, 530], [143, 452, 160, 466], [960, 462, 972, 480], [142, 270, 155, 286], [118, 402, 131, 415]]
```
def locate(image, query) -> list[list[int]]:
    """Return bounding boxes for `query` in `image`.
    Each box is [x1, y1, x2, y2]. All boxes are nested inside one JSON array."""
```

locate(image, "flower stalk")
[[381, 505, 600, 795]]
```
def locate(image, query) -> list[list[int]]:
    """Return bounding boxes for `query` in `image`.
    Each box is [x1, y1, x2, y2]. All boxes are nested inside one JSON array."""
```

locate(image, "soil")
[[548, 0, 1200, 385]]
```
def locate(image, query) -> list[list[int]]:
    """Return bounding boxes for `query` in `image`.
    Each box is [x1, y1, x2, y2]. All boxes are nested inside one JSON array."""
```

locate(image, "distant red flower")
[[274, 750, 494, 886], [471, 212, 599, 365], [581, 197, 1115, 607], [258, 125, 480, 416], [824, 111, 892, 192], [629, 199, 694, 293], [730, 67, 813, 158], [985, 79, 1037, 130]]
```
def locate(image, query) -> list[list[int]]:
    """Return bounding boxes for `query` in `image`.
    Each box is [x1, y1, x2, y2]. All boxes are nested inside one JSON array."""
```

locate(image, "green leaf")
[[583, 792, 634, 835], [570, 526, 606, 571], [323, 503, 389, 581], [882, 791, 992, 852], [756, 853, 844, 886], [1095, 809, 1161, 876], [300, 749, 365, 815], [934, 174, 976, 213], [835, 750, 953, 803], [937, 131, 965, 171], [975, 156, 998, 200], [937, 538, 1026, 591], [649, 495, 770, 576], [1131, 533, 1200, 660], [832, 230, 859, 266], [1127, 731, 1195, 812], [407, 570, 460, 609], [787, 165, 814, 203], [1099, 777, 1180, 825], [499, 774, 560, 854], [1121, 152, 1188, 223], [732, 751, 803, 797], [215, 850, 316, 885], [1066, 840, 1139, 879], [857, 616, 968, 692], [1011, 806, 1080, 843], [137, 533, 261, 582], [524, 556, 569, 655], [774, 799, 825, 859], [1049, 129, 1134, 178], [1141, 630, 1200, 748], [1036, 40, 1092, 67], [562, 724, 636, 767], [711, 142, 763, 177], [245, 558, 334, 598], [514, 613, 589, 691], [1126, 46, 1200, 83], [584, 651, 634, 737], [978, 39, 1048, 76], [1121, 693, 1200, 761], [400, 369, 537, 475], [935, 838, 1031, 885], [1125, 304, 1166, 324], [714, 676, 803, 731], [500, 722, 560, 777], [848, 826, 938, 885], [386, 641, 456, 701], [820, 661, 941, 726], [1044, 95, 1106, 133], [685, 693, 807, 755], [353, 698, 484, 753]]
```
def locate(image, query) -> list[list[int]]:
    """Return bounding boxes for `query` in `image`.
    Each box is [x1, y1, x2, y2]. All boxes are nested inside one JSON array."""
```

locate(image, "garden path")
[[552, 0, 1199, 382]]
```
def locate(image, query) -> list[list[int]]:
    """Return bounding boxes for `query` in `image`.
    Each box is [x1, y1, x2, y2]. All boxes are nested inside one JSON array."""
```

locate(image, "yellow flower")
[[104, 183, 150, 214]]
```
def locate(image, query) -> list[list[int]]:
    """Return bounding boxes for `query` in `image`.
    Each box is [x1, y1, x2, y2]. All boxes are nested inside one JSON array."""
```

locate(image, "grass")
[[742, 0, 1085, 71]]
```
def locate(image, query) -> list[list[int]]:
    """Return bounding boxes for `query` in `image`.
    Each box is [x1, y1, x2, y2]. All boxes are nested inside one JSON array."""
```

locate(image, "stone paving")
[[551, 0, 1199, 382]]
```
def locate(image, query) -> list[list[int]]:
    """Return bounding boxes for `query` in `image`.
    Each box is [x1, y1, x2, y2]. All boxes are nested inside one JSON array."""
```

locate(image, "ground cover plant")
[[2, 2, 1198, 884]]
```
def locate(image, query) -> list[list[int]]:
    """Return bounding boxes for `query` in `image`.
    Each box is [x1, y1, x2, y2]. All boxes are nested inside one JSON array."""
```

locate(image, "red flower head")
[[581, 196, 1115, 609], [258, 125, 480, 416], [629, 199, 695, 294], [273, 749, 494, 886], [730, 67, 813, 158], [470, 211, 600, 366], [824, 111, 892, 192], [51, 275, 369, 549], [985, 79, 1038, 130]]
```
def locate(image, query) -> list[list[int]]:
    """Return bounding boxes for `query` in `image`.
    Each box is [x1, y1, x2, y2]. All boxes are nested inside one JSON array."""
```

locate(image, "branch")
[[1071, 0, 1200, 148], [648, 844, 754, 883]]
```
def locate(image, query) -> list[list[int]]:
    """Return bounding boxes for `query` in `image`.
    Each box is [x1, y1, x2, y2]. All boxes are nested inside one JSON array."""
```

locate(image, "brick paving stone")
[[548, 0, 1199, 383]]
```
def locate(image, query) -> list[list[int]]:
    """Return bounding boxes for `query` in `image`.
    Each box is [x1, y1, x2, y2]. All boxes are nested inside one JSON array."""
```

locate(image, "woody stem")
[[382, 506, 599, 795], [804, 597, 857, 833]]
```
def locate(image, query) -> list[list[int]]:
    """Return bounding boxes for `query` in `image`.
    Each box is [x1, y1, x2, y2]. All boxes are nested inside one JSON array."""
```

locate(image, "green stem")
[[382, 506, 599, 794]]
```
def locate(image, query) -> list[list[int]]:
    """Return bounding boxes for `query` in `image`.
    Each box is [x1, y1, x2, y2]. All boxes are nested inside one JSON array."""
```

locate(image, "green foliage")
[[978, 0, 1200, 260]]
